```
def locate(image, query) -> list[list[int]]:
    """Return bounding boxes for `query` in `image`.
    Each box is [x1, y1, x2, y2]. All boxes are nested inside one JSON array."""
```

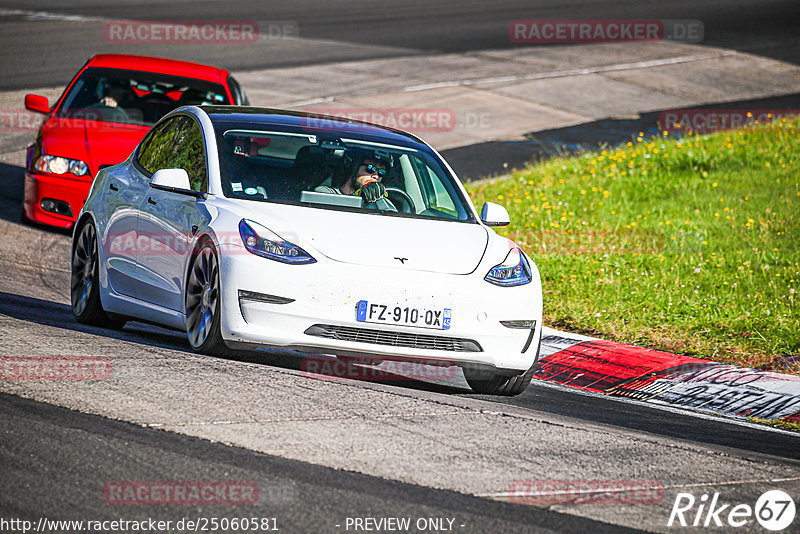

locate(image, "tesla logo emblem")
[[394, 257, 408, 264]]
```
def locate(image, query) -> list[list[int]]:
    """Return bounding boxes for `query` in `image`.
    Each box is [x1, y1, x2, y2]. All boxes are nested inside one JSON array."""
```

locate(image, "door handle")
[[109, 183, 118, 191], [147, 197, 156, 205]]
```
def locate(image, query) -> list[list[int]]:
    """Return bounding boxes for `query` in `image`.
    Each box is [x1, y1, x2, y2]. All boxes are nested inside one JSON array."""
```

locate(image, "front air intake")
[[304, 324, 482, 352]]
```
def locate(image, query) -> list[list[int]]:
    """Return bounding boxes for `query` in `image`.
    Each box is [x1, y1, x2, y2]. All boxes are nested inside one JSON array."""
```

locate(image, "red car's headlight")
[[35, 154, 89, 176]]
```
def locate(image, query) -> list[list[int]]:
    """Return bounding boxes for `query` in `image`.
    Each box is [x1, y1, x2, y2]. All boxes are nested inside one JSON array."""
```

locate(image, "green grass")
[[748, 416, 800, 432], [466, 117, 800, 371]]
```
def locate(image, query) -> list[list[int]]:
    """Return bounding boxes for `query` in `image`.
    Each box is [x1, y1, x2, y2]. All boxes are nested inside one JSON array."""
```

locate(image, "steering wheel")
[[385, 187, 414, 213]]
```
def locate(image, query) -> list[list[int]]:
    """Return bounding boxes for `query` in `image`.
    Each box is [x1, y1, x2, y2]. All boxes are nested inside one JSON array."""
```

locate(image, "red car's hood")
[[40, 118, 149, 177]]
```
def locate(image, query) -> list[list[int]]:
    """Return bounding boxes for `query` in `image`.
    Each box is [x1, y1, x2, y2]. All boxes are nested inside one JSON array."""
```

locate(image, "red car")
[[23, 54, 249, 229]]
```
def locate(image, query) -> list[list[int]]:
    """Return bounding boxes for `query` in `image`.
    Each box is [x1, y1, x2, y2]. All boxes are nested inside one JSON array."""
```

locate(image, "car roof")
[[86, 54, 229, 82], [199, 106, 429, 149]]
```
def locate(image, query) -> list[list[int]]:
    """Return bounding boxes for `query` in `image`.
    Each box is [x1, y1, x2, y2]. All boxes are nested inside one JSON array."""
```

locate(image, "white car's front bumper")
[[217, 244, 542, 373]]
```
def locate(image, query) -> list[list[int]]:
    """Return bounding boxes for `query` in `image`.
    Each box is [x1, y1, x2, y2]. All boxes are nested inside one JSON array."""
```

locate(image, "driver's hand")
[[358, 181, 386, 203]]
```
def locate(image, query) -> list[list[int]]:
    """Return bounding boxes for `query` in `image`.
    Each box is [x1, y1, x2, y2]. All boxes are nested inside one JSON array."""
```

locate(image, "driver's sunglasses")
[[364, 163, 387, 178]]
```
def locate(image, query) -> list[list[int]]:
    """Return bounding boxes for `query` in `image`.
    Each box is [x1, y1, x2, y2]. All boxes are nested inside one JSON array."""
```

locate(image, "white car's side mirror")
[[149, 169, 204, 198], [151, 168, 191, 190], [480, 202, 510, 227]]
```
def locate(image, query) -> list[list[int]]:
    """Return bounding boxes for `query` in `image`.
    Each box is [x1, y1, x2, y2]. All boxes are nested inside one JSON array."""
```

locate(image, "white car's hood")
[[242, 203, 488, 275]]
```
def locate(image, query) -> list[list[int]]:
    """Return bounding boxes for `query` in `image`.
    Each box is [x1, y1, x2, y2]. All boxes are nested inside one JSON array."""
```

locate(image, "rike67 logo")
[[668, 490, 795, 531]]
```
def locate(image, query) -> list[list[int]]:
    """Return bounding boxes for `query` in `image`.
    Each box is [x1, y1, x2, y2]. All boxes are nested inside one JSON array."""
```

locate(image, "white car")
[[71, 106, 543, 395]]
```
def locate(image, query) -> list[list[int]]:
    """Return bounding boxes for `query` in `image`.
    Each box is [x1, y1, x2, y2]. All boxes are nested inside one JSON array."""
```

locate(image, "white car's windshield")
[[216, 128, 475, 222]]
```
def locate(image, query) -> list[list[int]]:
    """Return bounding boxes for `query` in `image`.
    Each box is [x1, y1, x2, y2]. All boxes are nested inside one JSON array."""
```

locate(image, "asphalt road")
[[0, 0, 798, 90], [1, 393, 639, 534], [1, 292, 799, 532], [2, 284, 799, 463]]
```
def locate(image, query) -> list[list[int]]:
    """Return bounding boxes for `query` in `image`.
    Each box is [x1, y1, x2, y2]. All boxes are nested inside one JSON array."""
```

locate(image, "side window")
[[227, 75, 250, 106], [166, 116, 208, 193], [411, 156, 460, 218], [136, 117, 181, 174], [429, 169, 457, 214]]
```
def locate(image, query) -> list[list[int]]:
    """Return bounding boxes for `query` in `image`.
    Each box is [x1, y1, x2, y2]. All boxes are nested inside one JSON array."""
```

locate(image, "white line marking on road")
[[481, 476, 800, 500], [403, 51, 738, 92], [284, 96, 336, 108], [0, 8, 103, 23]]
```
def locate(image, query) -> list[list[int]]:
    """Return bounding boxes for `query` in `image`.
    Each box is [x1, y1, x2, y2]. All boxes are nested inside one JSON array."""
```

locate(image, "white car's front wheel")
[[185, 239, 228, 355], [463, 336, 541, 396]]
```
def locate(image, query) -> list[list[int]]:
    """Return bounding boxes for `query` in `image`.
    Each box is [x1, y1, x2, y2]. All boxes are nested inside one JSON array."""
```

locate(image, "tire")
[[463, 331, 542, 396], [71, 220, 126, 329], [19, 206, 31, 226], [185, 239, 229, 355]]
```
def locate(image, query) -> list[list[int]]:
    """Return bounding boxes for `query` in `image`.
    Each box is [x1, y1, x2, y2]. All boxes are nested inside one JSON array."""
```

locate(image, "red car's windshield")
[[56, 67, 230, 126]]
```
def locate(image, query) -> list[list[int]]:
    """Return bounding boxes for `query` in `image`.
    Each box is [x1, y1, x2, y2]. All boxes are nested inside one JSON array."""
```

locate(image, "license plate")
[[356, 300, 451, 330]]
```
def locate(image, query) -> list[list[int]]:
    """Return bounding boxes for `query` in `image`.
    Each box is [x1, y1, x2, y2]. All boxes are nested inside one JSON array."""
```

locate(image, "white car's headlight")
[[485, 248, 532, 287], [238, 219, 316, 265], [35, 154, 89, 176]]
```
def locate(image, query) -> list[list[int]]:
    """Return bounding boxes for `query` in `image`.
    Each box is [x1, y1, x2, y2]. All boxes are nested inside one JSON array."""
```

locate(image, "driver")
[[98, 78, 130, 109], [87, 78, 131, 122], [315, 152, 391, 204]]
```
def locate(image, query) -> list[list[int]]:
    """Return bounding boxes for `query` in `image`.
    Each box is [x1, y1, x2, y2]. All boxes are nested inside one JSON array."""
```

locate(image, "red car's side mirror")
[[25, 94, 51, 114]]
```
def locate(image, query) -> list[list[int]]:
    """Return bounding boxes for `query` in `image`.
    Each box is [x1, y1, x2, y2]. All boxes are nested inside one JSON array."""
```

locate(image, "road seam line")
[[143, 409, 485, 428], [479, 476, 800, 499], [403, 51, 738, 92], [0, 258, 70, 274]]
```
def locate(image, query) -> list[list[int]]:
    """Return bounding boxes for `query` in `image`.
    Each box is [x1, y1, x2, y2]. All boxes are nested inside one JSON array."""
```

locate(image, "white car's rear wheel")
[[185, 240, 228, 355], [71, 221, 126, 329]]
